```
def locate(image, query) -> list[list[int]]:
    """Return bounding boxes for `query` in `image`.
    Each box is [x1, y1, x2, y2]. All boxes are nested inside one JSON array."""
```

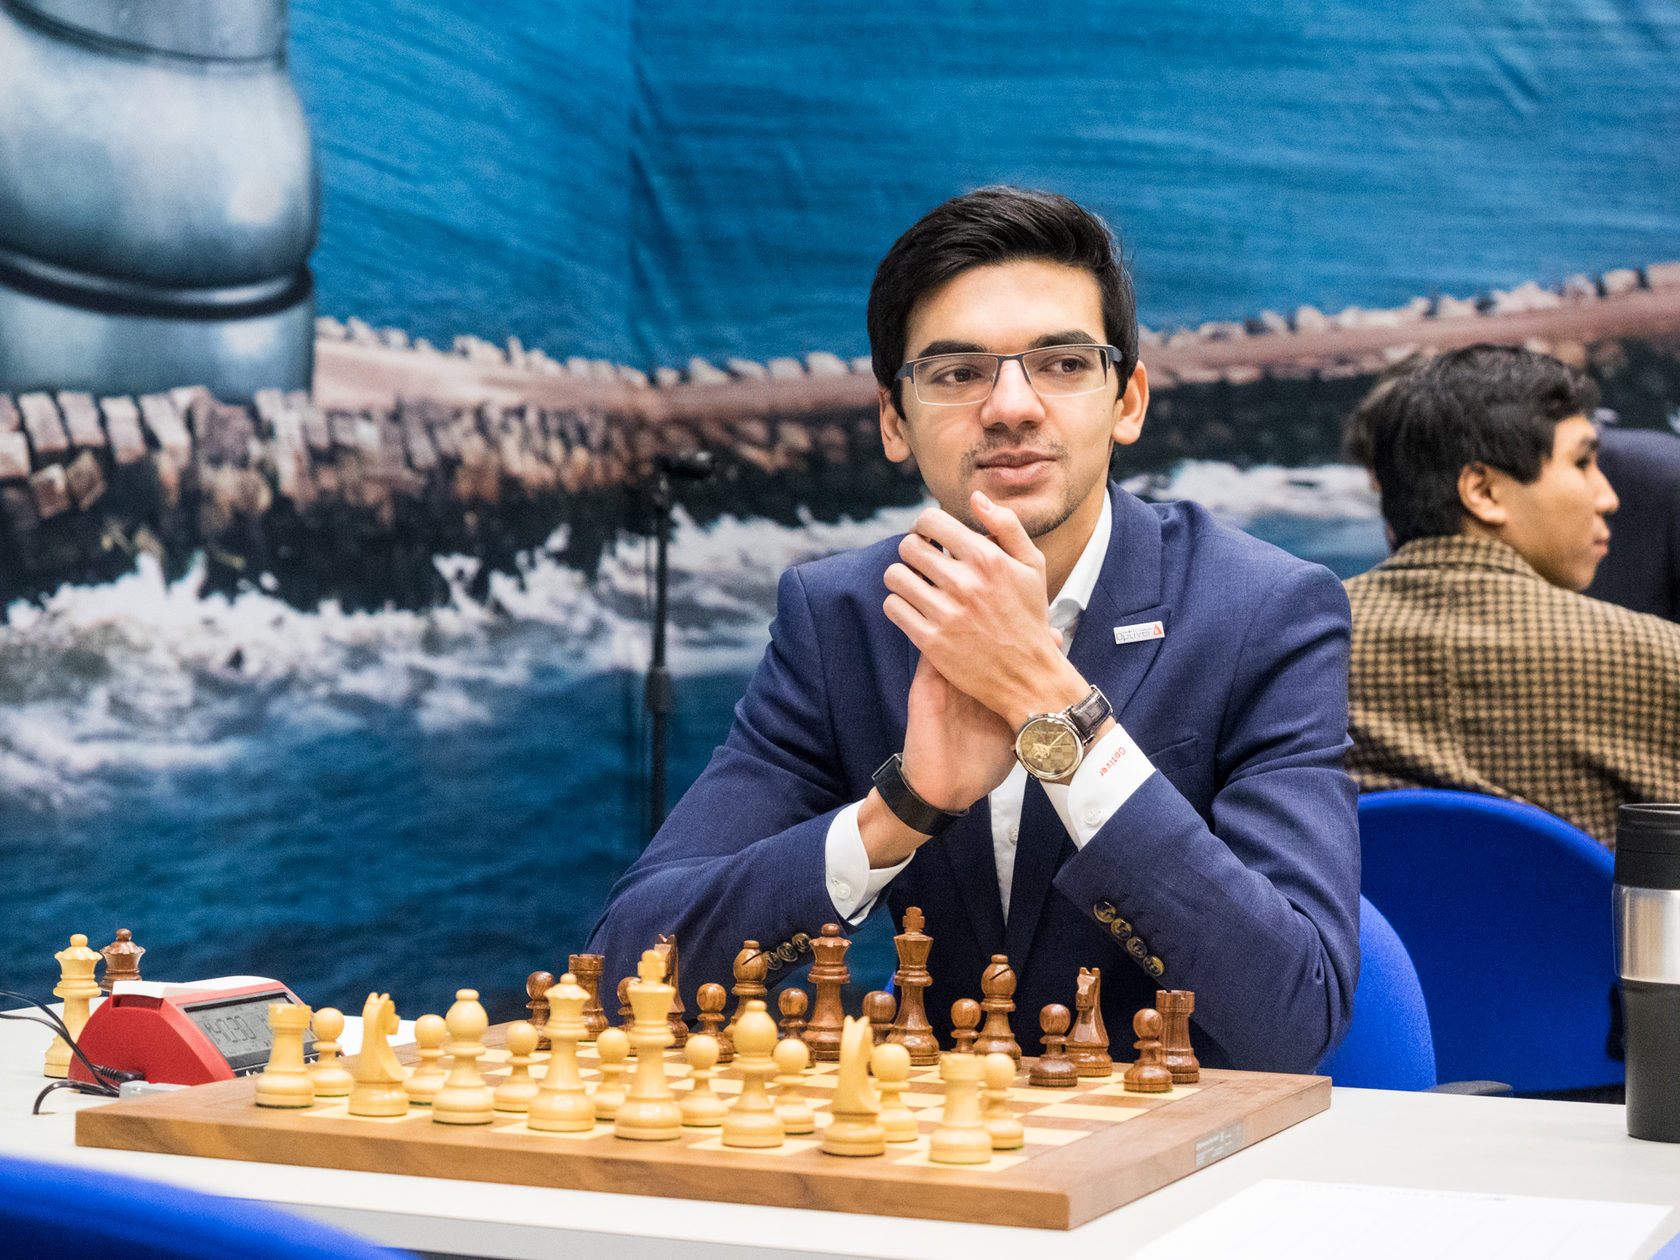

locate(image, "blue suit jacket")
[[589, 485, 1361, 1072]]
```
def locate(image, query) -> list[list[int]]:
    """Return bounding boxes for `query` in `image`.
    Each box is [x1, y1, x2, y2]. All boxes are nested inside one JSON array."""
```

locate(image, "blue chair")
[[0, 1154, 412, 1260], [1318, 896, 1437, 1090], [1358, 788, 1621, 1094]]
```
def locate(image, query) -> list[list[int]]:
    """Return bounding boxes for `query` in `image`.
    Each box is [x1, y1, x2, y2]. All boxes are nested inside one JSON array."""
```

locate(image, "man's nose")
[[1595, 465, 1620, 516], [980, 359, 1044, 425]]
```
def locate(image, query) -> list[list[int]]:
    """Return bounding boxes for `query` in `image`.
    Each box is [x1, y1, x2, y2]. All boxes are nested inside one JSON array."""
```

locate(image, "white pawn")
[[493, 1021, 541, 1113], [530, 973, 594, 1132], [308, 1007, 354, 1099], [870, 1041, 918, 1143], [929, 1052, 991, 1164], [722, 1000, 782, 1148], [679, 1034, 729, 1128], [592, 1026, 630, 1121], [982, 1052, 1024, 1150], [404, 1013, 448, 1106], [773, 1038, 814, 1135], [432, 989, 494, 1125]]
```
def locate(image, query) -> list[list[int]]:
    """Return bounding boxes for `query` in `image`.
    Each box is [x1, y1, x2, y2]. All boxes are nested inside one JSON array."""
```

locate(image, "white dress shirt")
[[824, 492, 1157, 922]]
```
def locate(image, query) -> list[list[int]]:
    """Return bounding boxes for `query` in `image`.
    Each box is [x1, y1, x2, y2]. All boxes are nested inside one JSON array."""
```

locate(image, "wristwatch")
[[1015, 685, 1113, 782], [872, 754, 967, 836]]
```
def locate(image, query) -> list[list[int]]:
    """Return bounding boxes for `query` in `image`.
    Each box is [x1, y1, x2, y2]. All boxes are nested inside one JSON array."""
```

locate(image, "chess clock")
[[68, 977, 313, 1087]]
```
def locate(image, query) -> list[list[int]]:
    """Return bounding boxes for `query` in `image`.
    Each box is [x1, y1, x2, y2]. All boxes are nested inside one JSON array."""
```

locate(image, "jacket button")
[[791, 932, 810, 951], [777, 943, 798, 963], [1126, 937, 1149, 961], [1145, 955, 1166, 978], [1093, 901, 1117, 923], [1108, 917, 1133, 941]]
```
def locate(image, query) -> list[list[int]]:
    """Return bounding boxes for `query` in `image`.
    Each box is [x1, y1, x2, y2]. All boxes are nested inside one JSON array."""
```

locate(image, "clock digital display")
[[179, 992, 314, 1074]]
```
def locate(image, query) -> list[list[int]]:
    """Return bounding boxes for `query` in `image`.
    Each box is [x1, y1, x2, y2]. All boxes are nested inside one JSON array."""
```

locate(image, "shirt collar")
[[1048, 490, 1112, 635], [1382, 534, 1546, 583]]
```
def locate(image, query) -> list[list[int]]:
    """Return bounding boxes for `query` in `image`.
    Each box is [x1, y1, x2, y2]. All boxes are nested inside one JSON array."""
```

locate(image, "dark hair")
[[1355, 344, 1600, 546], [866, 187, 1138, 415]]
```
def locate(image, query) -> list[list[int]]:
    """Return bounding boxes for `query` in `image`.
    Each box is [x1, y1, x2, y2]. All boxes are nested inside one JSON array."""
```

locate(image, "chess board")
[[75, 1026, 1329, 1230]]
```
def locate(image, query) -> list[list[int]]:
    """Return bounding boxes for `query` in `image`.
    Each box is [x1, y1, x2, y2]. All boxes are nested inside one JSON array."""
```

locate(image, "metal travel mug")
[[1615, 804, 1680, 1142]]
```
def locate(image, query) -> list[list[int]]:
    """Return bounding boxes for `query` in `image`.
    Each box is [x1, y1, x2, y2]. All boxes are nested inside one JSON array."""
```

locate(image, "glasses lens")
[[1022, 346, 1109, 397], [912, 354, 997, 405]]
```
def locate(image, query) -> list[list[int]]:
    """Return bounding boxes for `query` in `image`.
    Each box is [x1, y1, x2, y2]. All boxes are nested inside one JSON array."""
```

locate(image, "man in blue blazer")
[[590, 188, 1360, 1073]]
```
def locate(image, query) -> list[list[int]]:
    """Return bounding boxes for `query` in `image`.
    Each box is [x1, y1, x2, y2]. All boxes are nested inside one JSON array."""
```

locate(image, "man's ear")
[[1458, 462, 1508, 528], [879, 384, 913, 464], [1111, 362, 1150, 447]]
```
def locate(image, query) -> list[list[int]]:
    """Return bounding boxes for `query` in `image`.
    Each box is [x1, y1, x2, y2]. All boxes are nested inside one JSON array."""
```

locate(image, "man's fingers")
[[897, 531, 964, 586], [912, 506, 986, 562], [970, 491, 1040, 568]]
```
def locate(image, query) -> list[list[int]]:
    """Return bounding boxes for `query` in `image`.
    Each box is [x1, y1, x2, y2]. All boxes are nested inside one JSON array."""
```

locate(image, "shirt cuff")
[[824, 801, 911, 924], [1042, 721, 1156, 848]]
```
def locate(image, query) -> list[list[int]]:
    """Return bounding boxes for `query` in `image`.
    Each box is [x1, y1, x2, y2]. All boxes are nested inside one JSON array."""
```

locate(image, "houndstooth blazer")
[[1346, 535, 1680, 847]]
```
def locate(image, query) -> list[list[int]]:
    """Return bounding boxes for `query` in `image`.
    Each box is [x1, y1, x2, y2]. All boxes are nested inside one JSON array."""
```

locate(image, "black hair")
[[1355, 344, 1600, 546], [866, 187, 1138, 415]]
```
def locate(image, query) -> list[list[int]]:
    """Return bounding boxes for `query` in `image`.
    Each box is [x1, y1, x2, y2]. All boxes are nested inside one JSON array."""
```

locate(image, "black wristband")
[[871, 754, 967, 837]]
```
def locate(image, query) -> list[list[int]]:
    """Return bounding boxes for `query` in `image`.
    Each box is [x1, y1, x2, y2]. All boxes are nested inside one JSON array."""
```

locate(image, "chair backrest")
[[1318, 895, 1437, 1090], [0, 1154, 410, 1260], [1358, 788, 1621, 1093]]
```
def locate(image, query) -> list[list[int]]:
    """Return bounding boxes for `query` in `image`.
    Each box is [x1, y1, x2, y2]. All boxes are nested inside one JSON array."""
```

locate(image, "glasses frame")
[[894, 343, 1122, 407]]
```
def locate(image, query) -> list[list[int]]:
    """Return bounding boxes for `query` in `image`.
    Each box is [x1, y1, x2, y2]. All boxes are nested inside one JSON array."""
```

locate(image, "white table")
[[4, 1011, 1678, 1259]]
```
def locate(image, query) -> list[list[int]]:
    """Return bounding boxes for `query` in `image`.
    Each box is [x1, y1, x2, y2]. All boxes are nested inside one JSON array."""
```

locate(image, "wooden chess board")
[[75, 1026, 1329, 1230]]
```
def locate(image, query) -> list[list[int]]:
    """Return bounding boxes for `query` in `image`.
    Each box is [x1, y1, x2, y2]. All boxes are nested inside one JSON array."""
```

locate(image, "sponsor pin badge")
[[1113, 620, 1165, 645]]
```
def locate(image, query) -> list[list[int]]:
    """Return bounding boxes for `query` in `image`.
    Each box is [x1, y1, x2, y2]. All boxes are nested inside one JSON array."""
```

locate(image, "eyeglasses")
[[894, 343, 1121, 406]]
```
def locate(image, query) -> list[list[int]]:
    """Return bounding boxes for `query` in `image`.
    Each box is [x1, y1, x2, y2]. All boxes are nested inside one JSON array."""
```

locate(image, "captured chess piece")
[[728, 940, 770, 1031], [974, 954, 1021, 1062], [308, 1007, 354, 1099], [696, 981, 733, 1062], [98, 929, 144, 993], [592, 1026, 630, 1121], [863, 990, 896, 1045], [821, 1015, 884, 1156], [773, 1038, 815, 1135], [982, 1052, 1024, 1150], [653, 933, 688, 1049], [349, 993, 408, 1117], [1028, 1004, 1080, 1088], [432, 989, 496, 1125], [1122, 1008, 1175, 1094], [1156, 989, 1200, 1084], [404, 1013, 449, 1106], [778, 986, 809, 1043], [615, 949, 682, 1141], [530, 973, 593, 1131], [44, 934, 101, 1078], [569, 953, 608, 1040], [722, 999, 782, 1148], [255, 1002, 315, 1108], [493, 1021, 542, 1113], [887, 906, 939, 1065], [929, 1052, 991, 1164], [950, 998, 981, 1054], [526, 970, 555, 1050], [1066, 966, 1112, 1077], [680, 1033, 729, 1128], [802, 923, 851, 1062], [871, 1041, 917, 1143]]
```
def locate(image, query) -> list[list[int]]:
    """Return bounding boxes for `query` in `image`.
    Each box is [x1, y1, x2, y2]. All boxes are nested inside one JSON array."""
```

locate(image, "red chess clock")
[[69, 977, 312, 1087]]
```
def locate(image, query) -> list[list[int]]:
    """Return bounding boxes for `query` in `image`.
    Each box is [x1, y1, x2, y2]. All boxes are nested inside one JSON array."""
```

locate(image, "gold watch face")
[[1016, 715, 1082, 778]]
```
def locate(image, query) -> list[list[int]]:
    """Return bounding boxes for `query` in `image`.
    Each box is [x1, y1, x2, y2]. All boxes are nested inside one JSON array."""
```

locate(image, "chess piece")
[[1123, 1008, 1175, 1094], [870, 1041, 918, 1143], [98, 929, 144, 993], [1066, 966, 1112, 1077], [722, 1000, 782, 1148], [728, 940, 770, 1031], [44, 934, 101, 1078], [773, 1038, 815, 1134], [308, 1007, 354, 1098], [616, 976, 634, 1028], [403, 1013, 448, 1106], [981, 1052, 1024, 1150], [696, 981, 733, 1062], [863, 990, 896, 1045], [526, 970, 555, 1050], [349, 993, 408, 1116], [679, 1033, 728, 1128], [1028, 1004, 1081, 1088], [974, 955, 1021, 1063], [777, 986, 809, 1043], [255, 1002, 315, 1108], [493, 1021, 542, 1113], [929, 1052, 991, 1164], [569, 953, 608, 1040], [802, 923, 851, 1062], [1156, 990, 1200, 1084], [821, 1015, 884, 1156], [530, 974, 594, 1131], [887, 907, 939, 1066], [653, 933, 687, 1048], [950, 998, 981, 1054], [432, 989, 495, 1125], [592, 1026, 630, 1121], [614, 949, 682, 1140]]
